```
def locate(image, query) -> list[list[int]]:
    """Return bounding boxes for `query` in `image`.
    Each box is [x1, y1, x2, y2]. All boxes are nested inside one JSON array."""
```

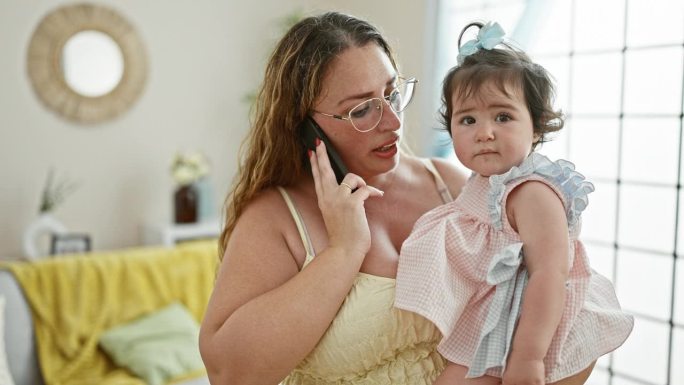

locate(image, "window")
[[435, 1, 684, 384]]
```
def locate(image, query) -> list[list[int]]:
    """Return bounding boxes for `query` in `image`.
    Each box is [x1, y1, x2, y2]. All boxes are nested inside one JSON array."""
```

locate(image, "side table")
[[142, 220, 221, 247]]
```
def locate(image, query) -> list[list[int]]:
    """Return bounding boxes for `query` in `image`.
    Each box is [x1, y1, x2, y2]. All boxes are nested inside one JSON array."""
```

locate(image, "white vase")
[[22, 213, 67, 260], [194, 177, 215, 222]]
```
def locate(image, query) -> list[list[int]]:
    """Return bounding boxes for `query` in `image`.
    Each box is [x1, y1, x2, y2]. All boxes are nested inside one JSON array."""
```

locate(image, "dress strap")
[[421, 158, 454, 203], [277, 187, 316, 268]]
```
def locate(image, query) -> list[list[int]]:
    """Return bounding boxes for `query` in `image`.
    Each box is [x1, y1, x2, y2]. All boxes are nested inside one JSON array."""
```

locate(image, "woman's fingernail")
[[315, 137, 321, 146], [307, 149, 312, 157]]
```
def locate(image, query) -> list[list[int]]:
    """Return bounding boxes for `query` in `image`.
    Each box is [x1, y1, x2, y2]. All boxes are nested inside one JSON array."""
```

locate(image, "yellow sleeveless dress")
[[278, 159, 453, 384]]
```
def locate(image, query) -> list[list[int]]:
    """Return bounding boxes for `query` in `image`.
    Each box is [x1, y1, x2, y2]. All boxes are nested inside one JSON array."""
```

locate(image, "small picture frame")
[[50, 233, 91, 255]]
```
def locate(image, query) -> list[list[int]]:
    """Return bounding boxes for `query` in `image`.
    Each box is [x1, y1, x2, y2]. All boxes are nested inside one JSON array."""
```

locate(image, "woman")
[[199, 11, 466, 384]]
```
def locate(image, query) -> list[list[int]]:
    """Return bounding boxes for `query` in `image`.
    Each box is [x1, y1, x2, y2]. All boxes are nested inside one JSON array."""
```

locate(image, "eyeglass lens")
[[349, 80, 415, 132]]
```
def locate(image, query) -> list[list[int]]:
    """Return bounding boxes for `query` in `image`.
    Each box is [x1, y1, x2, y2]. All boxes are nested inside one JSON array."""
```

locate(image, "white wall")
[[0, 0, 433, 259]]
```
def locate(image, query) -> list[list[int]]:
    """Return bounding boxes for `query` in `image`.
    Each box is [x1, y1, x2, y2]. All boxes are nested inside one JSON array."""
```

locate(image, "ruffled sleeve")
[[488, 153, 595, 231]]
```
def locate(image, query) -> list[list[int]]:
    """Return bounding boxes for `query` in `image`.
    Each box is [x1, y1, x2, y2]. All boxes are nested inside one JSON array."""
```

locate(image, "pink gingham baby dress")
[[394, 152, 634, 382]]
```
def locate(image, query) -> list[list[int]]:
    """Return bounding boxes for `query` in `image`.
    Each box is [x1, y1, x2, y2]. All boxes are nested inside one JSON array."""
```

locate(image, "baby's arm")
[[504, 180, 570, 385]]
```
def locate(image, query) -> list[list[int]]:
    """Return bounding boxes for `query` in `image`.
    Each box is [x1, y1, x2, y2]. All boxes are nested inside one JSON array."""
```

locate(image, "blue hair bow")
[[457, 22, 506, 64]]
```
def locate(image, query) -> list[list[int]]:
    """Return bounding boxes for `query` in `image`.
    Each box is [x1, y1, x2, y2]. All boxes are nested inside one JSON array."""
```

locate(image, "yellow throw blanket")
[[2, 240, 218, 385]]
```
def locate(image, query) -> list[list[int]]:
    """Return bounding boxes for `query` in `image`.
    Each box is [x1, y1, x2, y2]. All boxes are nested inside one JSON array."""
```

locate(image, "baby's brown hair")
[[441, 22, 564, 149]]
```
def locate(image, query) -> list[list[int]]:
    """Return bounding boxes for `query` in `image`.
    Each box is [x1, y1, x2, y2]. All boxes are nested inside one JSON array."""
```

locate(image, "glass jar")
[[174, 184, 198, 224]]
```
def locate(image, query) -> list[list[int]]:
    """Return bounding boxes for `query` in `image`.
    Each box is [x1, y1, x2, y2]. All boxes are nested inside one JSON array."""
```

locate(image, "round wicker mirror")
[[27, 3, 147, 124]]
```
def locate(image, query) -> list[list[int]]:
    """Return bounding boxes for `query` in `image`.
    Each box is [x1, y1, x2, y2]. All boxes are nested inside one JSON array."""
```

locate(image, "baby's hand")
[[502, 356, 544, 385]]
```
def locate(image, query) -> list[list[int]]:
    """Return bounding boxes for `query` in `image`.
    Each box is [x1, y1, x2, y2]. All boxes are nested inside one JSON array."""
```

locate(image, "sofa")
[[0, 240, 219, 385]]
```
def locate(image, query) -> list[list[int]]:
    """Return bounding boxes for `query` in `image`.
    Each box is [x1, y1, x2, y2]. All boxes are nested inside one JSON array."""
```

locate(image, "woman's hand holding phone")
[[309, 140, 384, 260]]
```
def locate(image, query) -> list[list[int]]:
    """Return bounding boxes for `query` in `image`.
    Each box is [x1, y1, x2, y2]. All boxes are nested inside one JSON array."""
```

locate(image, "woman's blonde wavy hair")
[[219, 12, 397, 257]]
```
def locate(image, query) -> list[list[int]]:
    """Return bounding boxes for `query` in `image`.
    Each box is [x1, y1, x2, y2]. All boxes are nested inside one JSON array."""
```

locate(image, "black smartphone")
[[300, 117, 348, 184]]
